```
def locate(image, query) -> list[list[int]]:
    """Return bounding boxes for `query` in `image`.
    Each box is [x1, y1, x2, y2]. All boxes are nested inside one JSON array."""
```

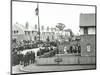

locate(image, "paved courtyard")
[[12, 63, 96, 74]]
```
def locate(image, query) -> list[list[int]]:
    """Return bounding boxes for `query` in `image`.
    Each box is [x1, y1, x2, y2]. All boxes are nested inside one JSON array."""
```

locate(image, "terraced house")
[[12, 22, 58, 42]]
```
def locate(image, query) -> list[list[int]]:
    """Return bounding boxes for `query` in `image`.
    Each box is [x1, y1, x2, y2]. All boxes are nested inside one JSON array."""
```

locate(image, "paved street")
[[21, 64, 96, 72], [12, 63, 96, 74], [12, 65, 26, 74]]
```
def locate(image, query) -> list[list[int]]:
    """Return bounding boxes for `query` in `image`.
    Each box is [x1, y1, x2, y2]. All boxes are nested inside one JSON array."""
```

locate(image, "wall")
[[80, 27, 95, 35], [79, 56, 96, 64], [80, 28, 84, 35], [88, 27, 95, 34], [36, 54, 96, 65], [80, 35, 96, 56]]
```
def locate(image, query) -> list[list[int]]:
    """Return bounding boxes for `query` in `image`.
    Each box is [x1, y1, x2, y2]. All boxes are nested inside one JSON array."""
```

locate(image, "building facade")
[[79, 13, 96, 56], [12, 22, 38, 42], [12, 22, 75, 44], [12, 22, 59, 42]]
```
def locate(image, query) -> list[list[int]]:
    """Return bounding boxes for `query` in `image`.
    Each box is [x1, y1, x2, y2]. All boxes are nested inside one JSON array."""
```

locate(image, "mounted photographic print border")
[[11, 0, 97, 75]]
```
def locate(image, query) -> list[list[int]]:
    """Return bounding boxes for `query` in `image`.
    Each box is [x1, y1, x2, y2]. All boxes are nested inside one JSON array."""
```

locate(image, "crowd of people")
[[37, 46, 57, 57], [12, 39, 81, 67], [66, 44, 81, 54], [12, 51, 35, 67], [12, 39, 58, 66], [12, 44, 81, 66]]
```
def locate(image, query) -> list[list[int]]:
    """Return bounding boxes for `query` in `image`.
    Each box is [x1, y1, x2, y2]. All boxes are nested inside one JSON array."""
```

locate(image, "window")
[[84, 27, 88, 35], [87, 44, 91, 52]]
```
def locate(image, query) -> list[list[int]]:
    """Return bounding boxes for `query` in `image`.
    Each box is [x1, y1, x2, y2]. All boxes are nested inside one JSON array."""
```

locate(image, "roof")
[[25, 25, 34, 31], [80, 13, 96, 27], [12, 23, 25, 34], [12, 23, 34, 32]]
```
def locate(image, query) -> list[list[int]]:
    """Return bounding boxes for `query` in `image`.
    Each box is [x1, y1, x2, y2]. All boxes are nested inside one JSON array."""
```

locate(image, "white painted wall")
[[80, 28, 84, 35], [88, 27, 95, 34]]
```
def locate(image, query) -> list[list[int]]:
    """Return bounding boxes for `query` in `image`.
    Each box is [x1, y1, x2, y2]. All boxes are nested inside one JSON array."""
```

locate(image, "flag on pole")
[[35, 3, 39, 16]]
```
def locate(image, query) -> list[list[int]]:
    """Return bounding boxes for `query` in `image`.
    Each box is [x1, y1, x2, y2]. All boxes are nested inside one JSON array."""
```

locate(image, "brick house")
[[79, 13, 96, 56]]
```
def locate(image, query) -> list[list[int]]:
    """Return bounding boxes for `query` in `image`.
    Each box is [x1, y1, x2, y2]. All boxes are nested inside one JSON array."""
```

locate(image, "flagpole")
[[37, 3, 40, 42]]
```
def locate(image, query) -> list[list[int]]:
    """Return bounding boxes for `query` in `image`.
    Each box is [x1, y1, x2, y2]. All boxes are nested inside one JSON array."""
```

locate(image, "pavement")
[[12, 65, 26, 74], [21, 64, 96, 72], [12, 63, 96, 74], [12, 50, 96, 74]]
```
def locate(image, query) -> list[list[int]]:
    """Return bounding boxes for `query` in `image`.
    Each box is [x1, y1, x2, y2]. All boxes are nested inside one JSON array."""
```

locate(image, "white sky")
[[12, 1, 95, 35]]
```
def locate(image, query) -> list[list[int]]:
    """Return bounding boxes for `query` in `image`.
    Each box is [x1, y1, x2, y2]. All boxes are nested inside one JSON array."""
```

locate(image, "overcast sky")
[[12, 1, 95, 35]]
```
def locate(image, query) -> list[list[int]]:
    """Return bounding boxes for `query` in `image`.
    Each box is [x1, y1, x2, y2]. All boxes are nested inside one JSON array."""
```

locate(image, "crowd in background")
[[12, 39, 81, 66], [66, 44, 81, 54], [37, 46, 58, 57]]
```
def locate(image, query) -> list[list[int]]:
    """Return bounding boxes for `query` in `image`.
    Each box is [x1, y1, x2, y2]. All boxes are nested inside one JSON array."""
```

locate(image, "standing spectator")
[[32, 51, 35, 63], [70, 46, 73, 53], [23, 55, 26, 66], [27, 52, 29, 65], [72, 45, 76, 53], [20, 53, 24, 65], [64, 46, 67, 53], [78, 44, 81, 54]]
